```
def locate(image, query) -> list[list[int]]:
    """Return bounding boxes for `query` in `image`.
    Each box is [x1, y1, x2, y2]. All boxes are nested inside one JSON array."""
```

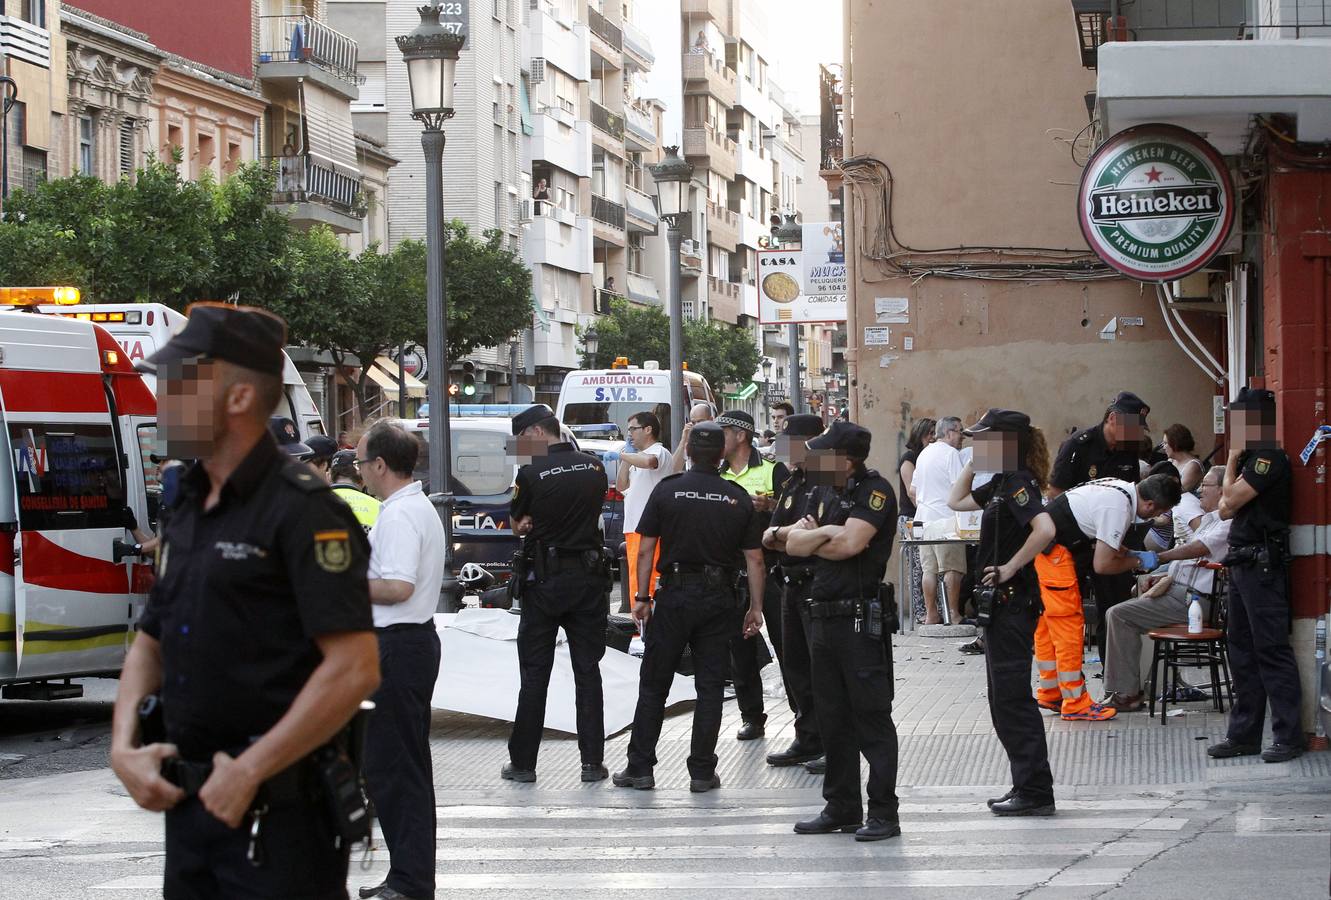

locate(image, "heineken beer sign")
[[1078, 124, 1234, 282]]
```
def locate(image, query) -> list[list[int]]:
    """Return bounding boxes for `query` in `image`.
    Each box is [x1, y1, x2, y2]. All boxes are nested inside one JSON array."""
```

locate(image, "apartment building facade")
[[1, 0, 67, 204]]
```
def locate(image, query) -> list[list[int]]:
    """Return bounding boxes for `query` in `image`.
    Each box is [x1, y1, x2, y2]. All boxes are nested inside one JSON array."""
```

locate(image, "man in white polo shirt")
[[618, 410, 674, 602], [911, 416, 965, 624], [356, 420, 445, 900]]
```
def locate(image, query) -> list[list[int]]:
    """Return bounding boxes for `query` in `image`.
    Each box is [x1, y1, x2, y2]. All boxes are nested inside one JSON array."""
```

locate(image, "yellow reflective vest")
[[331, 483, 381, 531]]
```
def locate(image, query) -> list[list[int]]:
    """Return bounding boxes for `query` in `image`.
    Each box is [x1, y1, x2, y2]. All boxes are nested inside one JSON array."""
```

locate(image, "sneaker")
[[1158, 685, 1210, 703], [958, 639, 985, 655], [1102, 691, 1144, 713], [1261, 742, 1304, 763], [1061, 703, 1117, 722], [1207, 738, 1260, 759], [1036, 698, 1062, 714]]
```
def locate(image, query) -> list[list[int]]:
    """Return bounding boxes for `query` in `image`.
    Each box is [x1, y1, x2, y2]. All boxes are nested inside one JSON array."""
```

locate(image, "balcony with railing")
[[0, 14, 51, 68], [264, 154, 364, 234], [258, 15, 361, 100], [592, 193, 626, 231], [707, 276, 741, 325], [682, 49, 737, 108], [683, 123, 738, 181], [593, 287, 623, 314], [624, 102, 656, 151], [587, 5, 622, 56], [706, 200, 739, 252], [1078, 0, 1331, 151], [590, 100, 625, 141], [681, 0, 727, 22], [680, 239, 704, 276]]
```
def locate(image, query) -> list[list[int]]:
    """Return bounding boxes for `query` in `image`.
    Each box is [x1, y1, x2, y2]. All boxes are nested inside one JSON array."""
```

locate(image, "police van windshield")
[[563, 402, 673, 446], [411, 427, 514, 497]]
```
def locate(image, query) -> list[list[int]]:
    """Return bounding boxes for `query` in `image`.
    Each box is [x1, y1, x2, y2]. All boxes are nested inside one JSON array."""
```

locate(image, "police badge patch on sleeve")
[[869, 490, 887, 511], [783, 495, 793, 510], [1013, 487, 1030, 506], [1254, 457, 1270, 475], [314, 530, 352, 573]]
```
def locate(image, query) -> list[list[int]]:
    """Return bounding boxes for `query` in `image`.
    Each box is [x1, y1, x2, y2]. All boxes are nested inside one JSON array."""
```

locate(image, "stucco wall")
[[843, 0, 1220, 478], [76, 0, 254, 78]]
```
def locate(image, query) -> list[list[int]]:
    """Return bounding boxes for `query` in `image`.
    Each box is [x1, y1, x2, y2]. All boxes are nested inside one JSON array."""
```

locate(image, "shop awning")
[[361, 356, 426, 398], [301, 80, 359, 175], [724, 381, 759, 401]]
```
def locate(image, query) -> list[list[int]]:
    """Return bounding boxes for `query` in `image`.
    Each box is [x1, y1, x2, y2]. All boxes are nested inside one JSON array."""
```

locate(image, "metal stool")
[[1146, 563, 1233, 723]]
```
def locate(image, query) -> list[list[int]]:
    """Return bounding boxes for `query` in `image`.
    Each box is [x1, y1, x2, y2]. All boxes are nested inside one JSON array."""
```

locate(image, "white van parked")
[[555, 363, 718, 446], [42, 302, 326, 440]]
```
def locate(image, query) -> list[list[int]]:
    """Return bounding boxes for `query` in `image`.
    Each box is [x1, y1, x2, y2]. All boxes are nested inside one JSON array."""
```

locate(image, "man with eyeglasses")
[[1101, 465, 1230, 712], [618, 411, 674, 604]]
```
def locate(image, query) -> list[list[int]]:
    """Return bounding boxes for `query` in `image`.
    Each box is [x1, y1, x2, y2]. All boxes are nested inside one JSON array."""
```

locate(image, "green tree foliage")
[[441, 221, 533, 357], [578, 299, 762, 388]]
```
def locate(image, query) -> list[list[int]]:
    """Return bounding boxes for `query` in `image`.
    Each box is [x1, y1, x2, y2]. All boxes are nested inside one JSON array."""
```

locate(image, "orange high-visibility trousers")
[[625, 530, 661, 601], [1033, 544, 1090, 716]]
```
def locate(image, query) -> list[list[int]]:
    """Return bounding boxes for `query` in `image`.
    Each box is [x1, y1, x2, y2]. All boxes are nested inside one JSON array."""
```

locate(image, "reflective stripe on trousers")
[[1034, 545, 1089, 714]]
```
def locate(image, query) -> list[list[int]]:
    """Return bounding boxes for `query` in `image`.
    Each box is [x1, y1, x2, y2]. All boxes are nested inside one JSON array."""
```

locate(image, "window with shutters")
[[119, 120, 135, 177], [21, 0, 45, 27]]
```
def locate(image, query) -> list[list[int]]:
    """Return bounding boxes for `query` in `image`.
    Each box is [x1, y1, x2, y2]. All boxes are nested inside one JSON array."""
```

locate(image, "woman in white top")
[[1162, 423, 1204, 492]]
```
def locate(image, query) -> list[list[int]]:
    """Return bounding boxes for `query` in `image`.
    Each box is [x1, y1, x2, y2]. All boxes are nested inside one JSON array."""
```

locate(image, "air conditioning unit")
[[530, 57, 546, 83]]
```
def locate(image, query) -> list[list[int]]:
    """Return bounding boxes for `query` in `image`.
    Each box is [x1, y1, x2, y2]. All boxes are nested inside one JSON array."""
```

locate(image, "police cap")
[[145, 303, 287, 377], [305, 434, 339, 462], [1108, 391, 1151, 419], [806, 420, 872, 459], [1230, 386, 1276, 410], [512, 403, 557, 435], [269, 416, 314, 459], [783, 413, 824, 438], [715, 410, 757, 434], [963, 408, 1031, 436], [688, 421, 726, 453]]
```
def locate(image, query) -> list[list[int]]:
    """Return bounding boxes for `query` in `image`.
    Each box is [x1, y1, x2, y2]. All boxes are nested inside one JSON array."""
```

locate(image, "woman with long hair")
[[898, 417, 936, 624], [948, 409, 1058, 816], [1162, 423, 1203, 492]]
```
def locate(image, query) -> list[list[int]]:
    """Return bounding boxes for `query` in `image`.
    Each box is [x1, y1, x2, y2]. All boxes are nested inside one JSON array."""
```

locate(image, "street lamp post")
[[1, 76, 18, 210], [582, 325, 600, 367], [760, 356, 773, 417], [649, 146, 695, 449], [398, 2, 464, 609], [775, 214, 805, 414]]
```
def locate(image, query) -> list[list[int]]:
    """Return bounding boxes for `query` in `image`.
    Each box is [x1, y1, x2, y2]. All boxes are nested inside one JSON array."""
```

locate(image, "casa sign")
[[1078, 124, 1234, 282]]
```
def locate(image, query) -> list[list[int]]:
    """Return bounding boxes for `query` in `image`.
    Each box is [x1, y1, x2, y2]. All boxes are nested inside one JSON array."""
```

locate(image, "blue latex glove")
[[1130, 550, 1160, 572], [604, 450, 621, 462]]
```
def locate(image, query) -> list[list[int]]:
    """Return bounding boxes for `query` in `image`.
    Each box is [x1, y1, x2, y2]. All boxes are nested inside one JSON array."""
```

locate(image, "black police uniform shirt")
[[510, 442, 608, 551], [971, 470, 1043, 595], [770, 466, 817, 567], [1050, 423, 1141, 491], [636, 467, 762, 570], [807, 469, 898, 601], [138, 435, 372, 760], [1229, 449, 1292, 547]]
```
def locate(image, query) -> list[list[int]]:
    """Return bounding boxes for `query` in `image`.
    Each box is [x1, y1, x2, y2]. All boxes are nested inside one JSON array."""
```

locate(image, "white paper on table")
[[429, 608, 696, 736]]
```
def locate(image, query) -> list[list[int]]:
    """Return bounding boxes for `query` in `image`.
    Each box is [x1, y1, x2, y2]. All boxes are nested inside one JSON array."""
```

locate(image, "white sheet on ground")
[[430, 608, 696, 736]]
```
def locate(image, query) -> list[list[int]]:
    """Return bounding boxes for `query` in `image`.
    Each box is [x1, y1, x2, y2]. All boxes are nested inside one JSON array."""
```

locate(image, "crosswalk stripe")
[[431, 815, 1187, 840]]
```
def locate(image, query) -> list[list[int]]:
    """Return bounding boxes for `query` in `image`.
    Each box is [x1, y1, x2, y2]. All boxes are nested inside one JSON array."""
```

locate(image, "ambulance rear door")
[[0, 321, 134, 682]]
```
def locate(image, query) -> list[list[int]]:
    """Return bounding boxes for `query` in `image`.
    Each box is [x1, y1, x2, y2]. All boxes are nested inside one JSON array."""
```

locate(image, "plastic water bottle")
[[1187, 591, 1203, 634]]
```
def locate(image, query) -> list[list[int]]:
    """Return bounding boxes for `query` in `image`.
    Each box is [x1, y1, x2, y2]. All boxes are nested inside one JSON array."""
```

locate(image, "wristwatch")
[[633, 595, 652, 606]]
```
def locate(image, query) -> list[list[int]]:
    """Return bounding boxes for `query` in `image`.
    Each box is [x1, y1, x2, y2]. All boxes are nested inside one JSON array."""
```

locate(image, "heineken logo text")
[[1091, 184, 1222, 221]]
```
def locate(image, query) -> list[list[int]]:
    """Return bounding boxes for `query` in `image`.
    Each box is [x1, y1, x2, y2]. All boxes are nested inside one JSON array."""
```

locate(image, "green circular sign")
[[1078, 124, 1234, 282]]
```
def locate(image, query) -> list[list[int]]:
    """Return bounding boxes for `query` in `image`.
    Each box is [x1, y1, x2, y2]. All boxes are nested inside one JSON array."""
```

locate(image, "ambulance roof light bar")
[[0, 286, 81, 306]]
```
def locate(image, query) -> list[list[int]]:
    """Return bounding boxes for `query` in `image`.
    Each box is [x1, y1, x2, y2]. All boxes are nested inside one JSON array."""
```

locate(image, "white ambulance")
[[555, 362, 718, 445], [42, 302, 326, 440], [0, 288, 158, 699]]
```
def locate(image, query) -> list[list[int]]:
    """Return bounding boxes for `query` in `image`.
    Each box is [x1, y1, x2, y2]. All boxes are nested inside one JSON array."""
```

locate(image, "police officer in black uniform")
[[503, 404, 612, 783], [614, 422, 765, 792], [761, 413, 827, 768], [1049, 391, 1151, 663], [948, 409, 1058, 816], [109, 305, 380, 899], [1209, 387, 1304, 763], [779, 421, 901, 842]]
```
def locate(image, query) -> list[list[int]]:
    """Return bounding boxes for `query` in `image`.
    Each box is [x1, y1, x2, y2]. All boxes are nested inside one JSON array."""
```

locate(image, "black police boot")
[[612, 769, 655, 790], [766, 743, 822, 767], [986, 788, 1016, 808], [581, 763, 609, 782], [990, 795, 1056, 817], [737, 720, 766, 741], [803, 755, 826, 775], [500, 763, 537, 783], [854, 817, 902, 842], [1206, 738, 1261, 759], [358, 882, 386, 899], [794, 811, 863, 834], [1261, 742, 1305, 763], [690, 773, 722, 793]]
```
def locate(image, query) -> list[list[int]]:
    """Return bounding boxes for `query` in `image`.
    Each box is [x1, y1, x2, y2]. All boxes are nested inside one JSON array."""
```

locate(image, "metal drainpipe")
[[841, 0, 859, 422]]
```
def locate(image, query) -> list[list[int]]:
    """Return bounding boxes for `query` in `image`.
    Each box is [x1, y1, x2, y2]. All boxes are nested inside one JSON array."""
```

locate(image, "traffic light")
[[461, 360, 476, 397]]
